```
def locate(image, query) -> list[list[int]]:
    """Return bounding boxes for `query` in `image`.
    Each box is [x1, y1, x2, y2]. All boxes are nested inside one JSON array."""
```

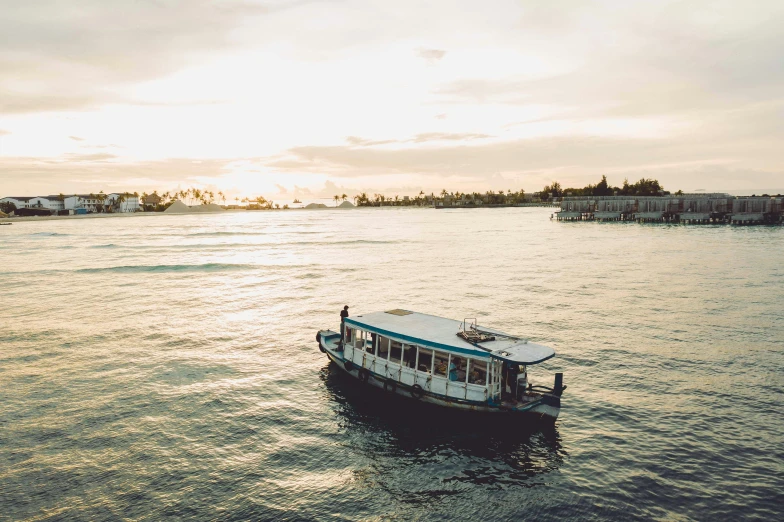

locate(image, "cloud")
[[274, 125, 784, 193], [411, 132, 492, 143], [61, 153, 118, 162], [0, 155, 232, 195], [345, 136, 398, 147], [433, 3, 784, 121], [69, 136, 85, 141], [0, 129, 10, 136], [344, 132, 493, 147], [0, 0, 272, 114], [275, 183, 288, 194], [416, 48, 447, 65]]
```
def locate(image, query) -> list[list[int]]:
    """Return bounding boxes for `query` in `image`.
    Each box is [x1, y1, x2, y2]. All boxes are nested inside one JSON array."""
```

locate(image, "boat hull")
[[318, 330, 560, 420]]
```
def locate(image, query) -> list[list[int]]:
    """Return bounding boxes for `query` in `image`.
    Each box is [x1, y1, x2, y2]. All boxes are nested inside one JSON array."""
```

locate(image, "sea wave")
[[187, 231, 265, 237], [75, 263, 255, 274]]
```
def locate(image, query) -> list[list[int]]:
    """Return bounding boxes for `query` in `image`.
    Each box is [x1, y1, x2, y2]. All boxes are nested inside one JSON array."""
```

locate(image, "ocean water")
[[1, 208, 782, 521]]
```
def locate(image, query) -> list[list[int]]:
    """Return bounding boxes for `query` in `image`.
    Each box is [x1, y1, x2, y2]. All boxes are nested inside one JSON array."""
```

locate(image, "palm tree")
[[113, 193, 126, 212], [218, 191, 226, 205], [341, 193, 347, 202], [440, 189, 448, 198], [333, 195, 340, 206], [97, 191, 107, 213]]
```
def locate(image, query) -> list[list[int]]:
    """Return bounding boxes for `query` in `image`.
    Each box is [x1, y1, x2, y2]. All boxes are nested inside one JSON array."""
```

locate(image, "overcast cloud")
[[0, 0, 782, 196]]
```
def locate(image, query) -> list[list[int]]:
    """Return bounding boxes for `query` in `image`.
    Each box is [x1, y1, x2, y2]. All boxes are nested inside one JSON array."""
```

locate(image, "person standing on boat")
[[339, 305, 349, 346]]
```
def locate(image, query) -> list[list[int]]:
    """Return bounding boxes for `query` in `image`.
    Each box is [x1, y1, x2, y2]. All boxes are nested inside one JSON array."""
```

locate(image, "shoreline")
[[0, 205, 559, 223]]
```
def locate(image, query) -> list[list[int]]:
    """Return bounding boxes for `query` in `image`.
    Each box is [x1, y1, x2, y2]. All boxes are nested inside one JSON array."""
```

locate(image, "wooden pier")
[[555, 195, 783, 225]]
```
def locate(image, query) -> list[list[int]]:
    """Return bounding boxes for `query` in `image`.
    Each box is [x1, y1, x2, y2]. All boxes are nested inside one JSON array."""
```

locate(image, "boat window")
[[367, 333, 376, 353], [433, 351, 449, 377], [389, 340, 403, 363], [417, 347, 433, 373], [449, 355, 466, 382], [377, 336, 390, 359], [402, 345, 417, 368], [468, 359, 487, 385]]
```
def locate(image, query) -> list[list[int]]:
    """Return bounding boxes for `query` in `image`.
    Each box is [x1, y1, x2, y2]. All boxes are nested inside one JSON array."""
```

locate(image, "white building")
[[0, 196, 64, 211], [106, 193, 141, 213], [2, 192, 141, 213], [35, 196, 65, 211], [0, 196, 35, 209], [62, 193, 140, 213], [64, 195, 104, 212]]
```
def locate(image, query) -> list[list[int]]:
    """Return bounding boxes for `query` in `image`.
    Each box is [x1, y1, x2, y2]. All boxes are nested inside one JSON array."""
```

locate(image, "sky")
[[1, 0, 783, 199]]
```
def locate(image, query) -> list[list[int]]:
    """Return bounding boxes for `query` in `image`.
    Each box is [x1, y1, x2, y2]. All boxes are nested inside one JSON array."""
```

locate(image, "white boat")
[[317, 309, 566, 420]]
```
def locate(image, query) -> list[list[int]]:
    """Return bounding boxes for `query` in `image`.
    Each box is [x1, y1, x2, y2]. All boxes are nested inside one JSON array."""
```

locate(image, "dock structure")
[[555, 195, 783, 225]]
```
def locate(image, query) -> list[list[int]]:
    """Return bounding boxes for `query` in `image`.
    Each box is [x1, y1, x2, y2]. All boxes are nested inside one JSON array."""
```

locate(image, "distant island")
[[7, 177, 778, 218]]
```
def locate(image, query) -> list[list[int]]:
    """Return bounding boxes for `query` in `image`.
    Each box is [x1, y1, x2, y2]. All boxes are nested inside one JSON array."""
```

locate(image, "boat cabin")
[[343, 310, 555, 406]]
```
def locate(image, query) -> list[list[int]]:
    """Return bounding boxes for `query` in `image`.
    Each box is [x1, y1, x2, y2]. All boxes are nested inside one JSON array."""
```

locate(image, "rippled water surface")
[[1, 208, 782, 521]]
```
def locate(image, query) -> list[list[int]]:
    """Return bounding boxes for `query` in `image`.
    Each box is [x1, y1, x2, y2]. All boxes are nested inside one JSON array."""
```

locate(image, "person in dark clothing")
[[339, 306, 349, 347]]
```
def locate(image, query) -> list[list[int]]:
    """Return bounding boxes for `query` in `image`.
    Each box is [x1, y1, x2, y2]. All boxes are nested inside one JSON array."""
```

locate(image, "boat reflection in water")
[[318, 362, 566, 491]]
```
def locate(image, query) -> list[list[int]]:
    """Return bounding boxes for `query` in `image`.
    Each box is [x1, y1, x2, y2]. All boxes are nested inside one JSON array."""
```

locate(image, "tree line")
[[541, 176, 677, 199]]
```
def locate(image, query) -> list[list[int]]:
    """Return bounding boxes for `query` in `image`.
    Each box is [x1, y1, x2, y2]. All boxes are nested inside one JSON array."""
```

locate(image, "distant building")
[[107, 193, 141, 212], [0, 196, 35, 209], [64, 195, 104, 212], [142, 193, 162, 207], [35, 196, 65, 211], [0, 196, 64, 212], [63, 193, 140, 213]]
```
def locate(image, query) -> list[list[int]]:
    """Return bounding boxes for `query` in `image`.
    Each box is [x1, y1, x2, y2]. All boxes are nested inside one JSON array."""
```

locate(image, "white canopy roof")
[[344, 310, 555, 365]]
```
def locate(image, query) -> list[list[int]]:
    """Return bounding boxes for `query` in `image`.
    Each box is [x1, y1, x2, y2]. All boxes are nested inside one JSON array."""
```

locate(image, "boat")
[[316, 309, 566, 420]]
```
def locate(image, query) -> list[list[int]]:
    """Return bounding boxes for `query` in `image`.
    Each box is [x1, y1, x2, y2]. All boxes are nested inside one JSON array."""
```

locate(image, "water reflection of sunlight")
[[318, 363, 565, 489]]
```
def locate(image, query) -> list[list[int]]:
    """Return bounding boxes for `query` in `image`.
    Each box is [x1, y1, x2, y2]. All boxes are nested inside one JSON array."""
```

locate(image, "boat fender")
[[384, 380, 397, 393], [344, 361, 354, 372], [358, 368, 370, 383], [410, 384, 424, 399], [316, 332, 321, 343]]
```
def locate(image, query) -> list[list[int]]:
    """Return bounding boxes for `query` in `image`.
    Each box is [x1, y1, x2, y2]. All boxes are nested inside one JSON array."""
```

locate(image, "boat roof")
[[344, 310, 555, 365]]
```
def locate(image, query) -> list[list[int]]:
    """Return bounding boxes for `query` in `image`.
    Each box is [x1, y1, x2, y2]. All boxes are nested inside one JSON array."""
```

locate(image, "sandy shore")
[[2, 211, 229, 223]]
